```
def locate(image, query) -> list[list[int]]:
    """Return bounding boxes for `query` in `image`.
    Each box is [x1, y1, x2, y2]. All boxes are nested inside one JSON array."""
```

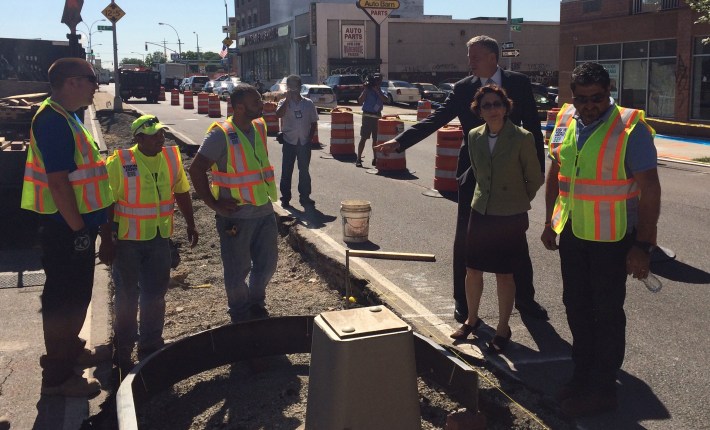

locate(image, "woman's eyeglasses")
[[573, 93, 607, 104], [68, 75, 98, 84], [480, 101, 504, 110]]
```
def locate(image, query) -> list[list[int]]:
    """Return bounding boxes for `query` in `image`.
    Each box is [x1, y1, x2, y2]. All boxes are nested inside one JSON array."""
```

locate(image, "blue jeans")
[[280, 143, 312, 202], [216, 213, 278, 322], [112, 236, 171, 357]]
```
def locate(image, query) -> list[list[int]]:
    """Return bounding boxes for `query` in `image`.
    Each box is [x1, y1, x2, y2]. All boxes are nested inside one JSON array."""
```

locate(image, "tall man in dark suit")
[[376, 35, 548, 322]]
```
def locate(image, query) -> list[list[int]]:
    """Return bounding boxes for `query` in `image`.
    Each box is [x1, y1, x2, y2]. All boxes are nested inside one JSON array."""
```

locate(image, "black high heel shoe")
[[488, 327, 512, 353], [450, 317, 483, 340]]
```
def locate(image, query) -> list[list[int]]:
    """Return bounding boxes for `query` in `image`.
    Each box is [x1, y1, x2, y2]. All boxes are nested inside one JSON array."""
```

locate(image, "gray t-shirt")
[[197, 125, 274, 219], [276, 97, 319, 145]]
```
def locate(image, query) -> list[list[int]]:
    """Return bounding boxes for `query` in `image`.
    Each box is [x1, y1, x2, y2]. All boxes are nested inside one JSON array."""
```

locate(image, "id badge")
[[294, 110, 303, 119], [551, 127, 568, 145]]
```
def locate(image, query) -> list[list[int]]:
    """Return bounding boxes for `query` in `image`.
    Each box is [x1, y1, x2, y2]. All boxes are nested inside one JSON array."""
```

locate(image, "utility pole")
[[507, 0, 512, 70], [225, 0, 230, 74]]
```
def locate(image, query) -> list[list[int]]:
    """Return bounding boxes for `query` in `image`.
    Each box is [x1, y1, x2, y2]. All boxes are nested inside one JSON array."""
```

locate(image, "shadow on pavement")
[[281, 205, 337, 230], [651, 258, 710, 284]]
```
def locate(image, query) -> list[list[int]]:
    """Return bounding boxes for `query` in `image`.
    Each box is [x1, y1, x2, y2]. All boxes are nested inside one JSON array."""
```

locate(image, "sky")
[[0, 0, 561, 68]]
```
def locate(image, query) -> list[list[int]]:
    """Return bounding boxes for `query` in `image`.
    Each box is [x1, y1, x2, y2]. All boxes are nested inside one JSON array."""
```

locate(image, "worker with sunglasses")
[[99, 115, 198, 373], [21, 58, 111, 397], [541, 62, 661, 418]]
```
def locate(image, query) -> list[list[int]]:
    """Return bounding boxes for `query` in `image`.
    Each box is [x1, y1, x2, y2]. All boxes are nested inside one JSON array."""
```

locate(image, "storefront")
[[238, 23, 291, 84], [560, 0, 710, 123]]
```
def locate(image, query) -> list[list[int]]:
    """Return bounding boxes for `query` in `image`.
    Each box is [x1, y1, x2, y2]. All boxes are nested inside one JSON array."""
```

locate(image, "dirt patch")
[[88, 111, 567, 429]]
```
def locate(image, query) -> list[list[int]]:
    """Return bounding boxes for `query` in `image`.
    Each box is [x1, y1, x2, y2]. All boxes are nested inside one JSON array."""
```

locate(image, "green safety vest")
[[109, 145, 181, 240], [208, 117, 277, 206], [548, 103, 652, 242], [21, 98, 111, 214]]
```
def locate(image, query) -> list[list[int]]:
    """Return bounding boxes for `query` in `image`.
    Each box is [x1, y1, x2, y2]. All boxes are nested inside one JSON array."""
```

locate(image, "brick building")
[[559, 0, 710, 124]]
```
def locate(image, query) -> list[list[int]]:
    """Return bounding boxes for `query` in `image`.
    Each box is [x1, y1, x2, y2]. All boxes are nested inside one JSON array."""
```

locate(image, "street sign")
[[358, 0, 400, 9], [510, 25, 522, 32], [227, 47, 239, 54], [511, 17, 524, 24], [502, 41, 514, 49], [501, 49, 520, 58], [101, 2, 126, 23], [97, 25, 113, 31], [222, 37, 233, 47]]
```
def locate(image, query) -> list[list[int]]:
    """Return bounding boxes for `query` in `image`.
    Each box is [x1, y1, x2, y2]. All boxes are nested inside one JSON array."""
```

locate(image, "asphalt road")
[[106, 85, 710, 429]]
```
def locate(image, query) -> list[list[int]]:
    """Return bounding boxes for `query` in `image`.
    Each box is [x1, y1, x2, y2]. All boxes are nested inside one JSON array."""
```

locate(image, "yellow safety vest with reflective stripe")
[[112, 146, 181, 240], [21, 98, 111, 214], [549, 103, 652, 242], [208, 117, 277, 206]]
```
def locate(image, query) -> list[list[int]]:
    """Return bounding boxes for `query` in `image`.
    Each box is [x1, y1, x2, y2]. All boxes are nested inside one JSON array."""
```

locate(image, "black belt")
[[363, 111, 381, 116]]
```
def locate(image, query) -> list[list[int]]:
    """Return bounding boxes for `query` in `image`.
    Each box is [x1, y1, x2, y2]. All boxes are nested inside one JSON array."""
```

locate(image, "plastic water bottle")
[[640, 273, 662, 293]]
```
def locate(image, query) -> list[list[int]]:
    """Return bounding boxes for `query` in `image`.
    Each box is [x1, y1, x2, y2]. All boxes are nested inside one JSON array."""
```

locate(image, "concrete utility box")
[[305, 306, 420, 430]]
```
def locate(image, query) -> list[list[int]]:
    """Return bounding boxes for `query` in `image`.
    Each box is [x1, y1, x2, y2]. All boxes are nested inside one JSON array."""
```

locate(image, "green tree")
[[202, 52, 221, 61], [687, 0, 710, 43], [145, 51, 166, 68]]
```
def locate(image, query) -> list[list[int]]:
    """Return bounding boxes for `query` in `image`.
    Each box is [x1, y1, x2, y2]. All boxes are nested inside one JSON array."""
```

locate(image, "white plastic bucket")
[[340, 200, 372, 243]]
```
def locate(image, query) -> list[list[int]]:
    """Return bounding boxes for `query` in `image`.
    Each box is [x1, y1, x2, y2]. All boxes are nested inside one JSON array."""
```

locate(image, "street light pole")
[[158, 22, 182, 59], [130, 51, 145, 63], [81, 18, 106, 64], [224, 0, 230, 74], [194, 32, 200, 60]]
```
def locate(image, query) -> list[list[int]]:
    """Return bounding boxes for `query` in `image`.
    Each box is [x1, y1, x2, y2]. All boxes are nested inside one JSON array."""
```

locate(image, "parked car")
[[263, 77, 288, 102], [178, 77, 190, 93], [301, 84, 337, 112], [380, 80, 421, 106], [412, 83, 447, 103], [216, 77, 242, 100], [531, 87, 557, 120], [437, 82, 455, 98], [183, 75, 209, 92], [202, 80, 216, 93], [324, 74, 363, 103]]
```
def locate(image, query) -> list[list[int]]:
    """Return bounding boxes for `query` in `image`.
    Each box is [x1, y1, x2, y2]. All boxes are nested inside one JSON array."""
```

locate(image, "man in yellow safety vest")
[[189, 84, 278, 323], [99, 115, 198, 371], [541, 62, 662, 418], [21, 58, 112, 397]]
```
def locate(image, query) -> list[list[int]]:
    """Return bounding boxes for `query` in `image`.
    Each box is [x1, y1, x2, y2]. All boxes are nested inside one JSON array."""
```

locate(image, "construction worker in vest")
[[21, 58, 112, 397], [189, 84, 278, 323], [98, 115, 198, 371], [540, 62, 661, 418]]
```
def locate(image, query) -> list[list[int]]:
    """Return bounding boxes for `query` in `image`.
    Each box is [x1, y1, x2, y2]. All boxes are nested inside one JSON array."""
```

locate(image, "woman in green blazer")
[[450, 85, 543, 353]]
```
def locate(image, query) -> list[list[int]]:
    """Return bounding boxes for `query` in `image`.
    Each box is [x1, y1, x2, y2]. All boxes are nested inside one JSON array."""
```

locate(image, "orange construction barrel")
[[417, 100, 433, 121], [208, 94, 221, 118], [158, 86, 166, 102], [183, 90, 194, 110], [170, 89, 179, 106], [330, 107, 355, 156], [434, 126, 463, 192], [375, 115, 406, 171], [263, 102, 279, 136], [545, 108, 560, 145], [197, 92, 209, 114]]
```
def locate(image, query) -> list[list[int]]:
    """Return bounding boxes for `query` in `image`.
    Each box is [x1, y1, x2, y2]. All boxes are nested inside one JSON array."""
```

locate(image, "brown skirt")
[[466, 210, 529, 274]]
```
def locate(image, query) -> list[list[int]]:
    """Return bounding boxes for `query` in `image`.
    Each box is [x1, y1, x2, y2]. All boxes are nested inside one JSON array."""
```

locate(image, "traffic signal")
[[145, 43, 148, 51]]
